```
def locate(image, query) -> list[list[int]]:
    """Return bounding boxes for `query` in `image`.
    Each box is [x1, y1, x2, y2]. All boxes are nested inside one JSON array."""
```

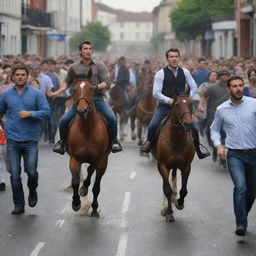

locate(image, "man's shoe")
[[53, 140, 66, 155], [111, 138, 123, 153], [195, 144, 210, 159], [235, 226, 246, 236], [28, 190, 38, 207], [0, 182, 5, 191], [140, 140, 151, 153], [11, 208, 25, 215]]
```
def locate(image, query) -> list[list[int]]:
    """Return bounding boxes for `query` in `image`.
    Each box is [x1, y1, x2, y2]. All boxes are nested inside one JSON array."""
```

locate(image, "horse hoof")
[[166, 214, 175, 222], [175, 201, 184, 210], [72, 202, 81, 212], [161, 208, 168, 216], [131, 135, 136, 140], [79, 186, 88, 197], [91, 211, 100, 217], [137, 141, 142, 146]]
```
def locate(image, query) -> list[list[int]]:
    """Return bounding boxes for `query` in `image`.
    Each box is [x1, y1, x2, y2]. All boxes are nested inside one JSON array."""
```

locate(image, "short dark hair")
[[12, 65, 29, 75], [198, 57, 206, 63], [247, 68, 256, 78], [227, 75, 244, 87], [165, 48, 180, 59], [79, 40, 92, 51]]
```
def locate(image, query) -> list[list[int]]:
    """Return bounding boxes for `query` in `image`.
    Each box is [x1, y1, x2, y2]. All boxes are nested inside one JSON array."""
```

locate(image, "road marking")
[[122, 192, 131, 214], [30, 242, 45, 256], [55, 219, 65, 228], [129, 171, 136, 179], [116, 233, 128, 256], [120, 216, 127, 228]]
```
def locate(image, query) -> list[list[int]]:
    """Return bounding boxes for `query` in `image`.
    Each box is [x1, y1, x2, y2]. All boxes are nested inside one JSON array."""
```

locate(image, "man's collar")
[[80, 59, 95, 65]]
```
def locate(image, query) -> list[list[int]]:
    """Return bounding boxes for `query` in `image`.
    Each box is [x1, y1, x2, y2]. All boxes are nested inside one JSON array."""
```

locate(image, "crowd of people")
[[0, 45, 256, 236]]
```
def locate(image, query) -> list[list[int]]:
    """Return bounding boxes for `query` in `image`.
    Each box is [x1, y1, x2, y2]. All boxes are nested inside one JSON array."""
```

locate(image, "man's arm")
[[153, 69, 173, 105], [183, 68, 198, 98], [210, 108, 227, 159]]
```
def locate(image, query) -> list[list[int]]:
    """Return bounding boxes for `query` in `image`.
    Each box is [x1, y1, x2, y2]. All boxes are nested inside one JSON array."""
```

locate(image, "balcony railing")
[[21, 4, 52, 28]]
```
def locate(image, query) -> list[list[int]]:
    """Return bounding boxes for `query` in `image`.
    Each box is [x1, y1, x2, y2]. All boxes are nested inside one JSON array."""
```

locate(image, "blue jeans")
[[147, 104, 172, 140], [7, 140, 38, 208], [59, 97, 117, 141], [227, 150, 256, 227]]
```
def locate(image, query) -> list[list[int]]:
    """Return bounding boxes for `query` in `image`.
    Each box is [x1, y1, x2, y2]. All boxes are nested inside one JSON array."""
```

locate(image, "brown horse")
[[109, 84, 127, 141], [67, 69, 110, 217], [153, 94, 195, 222], [130, 89, 157, 146]]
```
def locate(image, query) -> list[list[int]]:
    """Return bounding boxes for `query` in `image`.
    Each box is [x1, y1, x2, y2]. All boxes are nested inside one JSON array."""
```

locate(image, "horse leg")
[[70, 157, 81, 212], [175, 165, 191, 210], [158, 163, 174, 222], [171, 168, 177, 203], [130, 115, 136, 140], [80, 164, 95, 197], [137, 119, 143, 146], [91, 160, 107, 217]]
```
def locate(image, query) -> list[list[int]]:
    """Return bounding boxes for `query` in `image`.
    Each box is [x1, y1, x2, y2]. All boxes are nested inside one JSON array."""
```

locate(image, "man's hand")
[[168, 98, 174, 105], [97, 82, 108, 90], [217, 144, 227, 160], [19, 111, 31, 118]]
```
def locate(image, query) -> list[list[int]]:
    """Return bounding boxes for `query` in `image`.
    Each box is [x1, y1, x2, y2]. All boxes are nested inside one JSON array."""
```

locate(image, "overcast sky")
[[97, 0, 162, 12]]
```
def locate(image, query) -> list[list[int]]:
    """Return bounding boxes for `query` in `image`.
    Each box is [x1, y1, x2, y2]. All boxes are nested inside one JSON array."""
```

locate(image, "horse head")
[[171, 95, 193, 132], [71, 68, 97, 119]]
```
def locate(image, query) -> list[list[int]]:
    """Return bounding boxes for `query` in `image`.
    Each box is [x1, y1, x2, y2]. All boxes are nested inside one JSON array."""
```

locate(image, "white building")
[[95, 2, 153, 56], [211, 20, 236, 58], [0, 0, 22, 55]]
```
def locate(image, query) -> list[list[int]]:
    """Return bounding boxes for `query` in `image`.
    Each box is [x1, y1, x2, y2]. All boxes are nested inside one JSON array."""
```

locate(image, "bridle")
[[169, 97, 192, 132]]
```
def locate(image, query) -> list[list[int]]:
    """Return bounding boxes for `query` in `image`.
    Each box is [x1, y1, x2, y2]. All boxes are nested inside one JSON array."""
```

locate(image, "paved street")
[[0, 137, 256, 256]]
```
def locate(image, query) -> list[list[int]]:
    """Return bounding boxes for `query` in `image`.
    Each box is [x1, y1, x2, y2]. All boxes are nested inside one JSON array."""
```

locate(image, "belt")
[[228, 148, 256, 153]]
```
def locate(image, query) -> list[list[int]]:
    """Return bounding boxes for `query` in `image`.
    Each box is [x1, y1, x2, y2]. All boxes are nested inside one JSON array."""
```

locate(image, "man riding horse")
[[52, 40, 122, 155], [140, 48, 210, 159]]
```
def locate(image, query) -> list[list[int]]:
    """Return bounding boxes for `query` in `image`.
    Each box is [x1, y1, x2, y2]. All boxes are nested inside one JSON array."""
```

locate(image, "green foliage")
[[69, 21, 111, 51], [170, 0, 234, 41]]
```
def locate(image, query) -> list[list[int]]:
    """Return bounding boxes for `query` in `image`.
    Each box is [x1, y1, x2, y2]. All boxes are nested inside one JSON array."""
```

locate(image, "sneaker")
[[11, 208, 25, 215], [0, 182, 5, 191], [53, 140, 66, 155], [235, 225, 246, 236], [28, 190, 38, 207]]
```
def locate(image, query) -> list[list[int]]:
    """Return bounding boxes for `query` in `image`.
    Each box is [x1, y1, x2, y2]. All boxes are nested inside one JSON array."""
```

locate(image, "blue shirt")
[[193, 69, 210, 87], [210, 96, 256, 149], [153, 67, 197, 104], [0, 85, 51, 141]]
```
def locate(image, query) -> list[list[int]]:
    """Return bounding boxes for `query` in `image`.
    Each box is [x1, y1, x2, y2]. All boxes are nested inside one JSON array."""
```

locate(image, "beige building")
[[95, 2, 153, 56]]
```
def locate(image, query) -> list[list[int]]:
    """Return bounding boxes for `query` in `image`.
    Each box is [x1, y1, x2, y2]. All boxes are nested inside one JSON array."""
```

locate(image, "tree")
[[170, 0, 234, 41], [69, 21, 111, 51]]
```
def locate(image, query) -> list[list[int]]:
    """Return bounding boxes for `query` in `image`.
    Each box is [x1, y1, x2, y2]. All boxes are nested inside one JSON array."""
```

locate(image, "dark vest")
[[162, 66, 186, 98]]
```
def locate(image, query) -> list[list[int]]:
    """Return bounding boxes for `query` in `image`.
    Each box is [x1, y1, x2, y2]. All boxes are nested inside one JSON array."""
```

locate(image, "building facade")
[[95, 2, 153, 56], [0, 0, 22, 56]]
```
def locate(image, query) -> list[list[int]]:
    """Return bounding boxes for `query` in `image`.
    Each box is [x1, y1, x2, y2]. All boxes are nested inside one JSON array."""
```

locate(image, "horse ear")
[[185, 85, 190, 96], [87, 68, 92, 79]]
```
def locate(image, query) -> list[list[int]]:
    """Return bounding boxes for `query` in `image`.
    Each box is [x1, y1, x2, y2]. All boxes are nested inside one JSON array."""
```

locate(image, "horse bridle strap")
[[76, 97, 94, 111]]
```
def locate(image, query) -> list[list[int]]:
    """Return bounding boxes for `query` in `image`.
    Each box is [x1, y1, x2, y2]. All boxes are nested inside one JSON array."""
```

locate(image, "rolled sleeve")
[[210, 109, 223, 147]]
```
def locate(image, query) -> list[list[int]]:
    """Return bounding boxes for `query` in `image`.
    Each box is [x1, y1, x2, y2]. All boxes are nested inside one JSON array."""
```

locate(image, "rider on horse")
[[140, 48, 210, 159], [52, 40, 122, 155]]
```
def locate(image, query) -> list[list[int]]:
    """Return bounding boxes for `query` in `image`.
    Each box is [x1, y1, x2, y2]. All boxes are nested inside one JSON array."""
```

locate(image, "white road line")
[[30, 242, 45, 256], [55, 219, 65, 228], [129, 171, 136, 179], [122, 192, 131, 214], [120, 217, 127, 228], [116, 233, 128, 256]]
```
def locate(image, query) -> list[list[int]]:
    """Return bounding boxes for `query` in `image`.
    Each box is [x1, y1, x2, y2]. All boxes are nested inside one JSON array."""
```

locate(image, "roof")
[[95, 2, 153, 22]]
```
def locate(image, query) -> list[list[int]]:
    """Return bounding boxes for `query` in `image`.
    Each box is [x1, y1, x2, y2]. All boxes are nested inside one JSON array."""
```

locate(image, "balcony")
[[21, 4, 52, 28]]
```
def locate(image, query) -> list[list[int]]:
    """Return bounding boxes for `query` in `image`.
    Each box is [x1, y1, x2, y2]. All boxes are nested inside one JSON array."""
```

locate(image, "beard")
[[231, 91, 243, 101]]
